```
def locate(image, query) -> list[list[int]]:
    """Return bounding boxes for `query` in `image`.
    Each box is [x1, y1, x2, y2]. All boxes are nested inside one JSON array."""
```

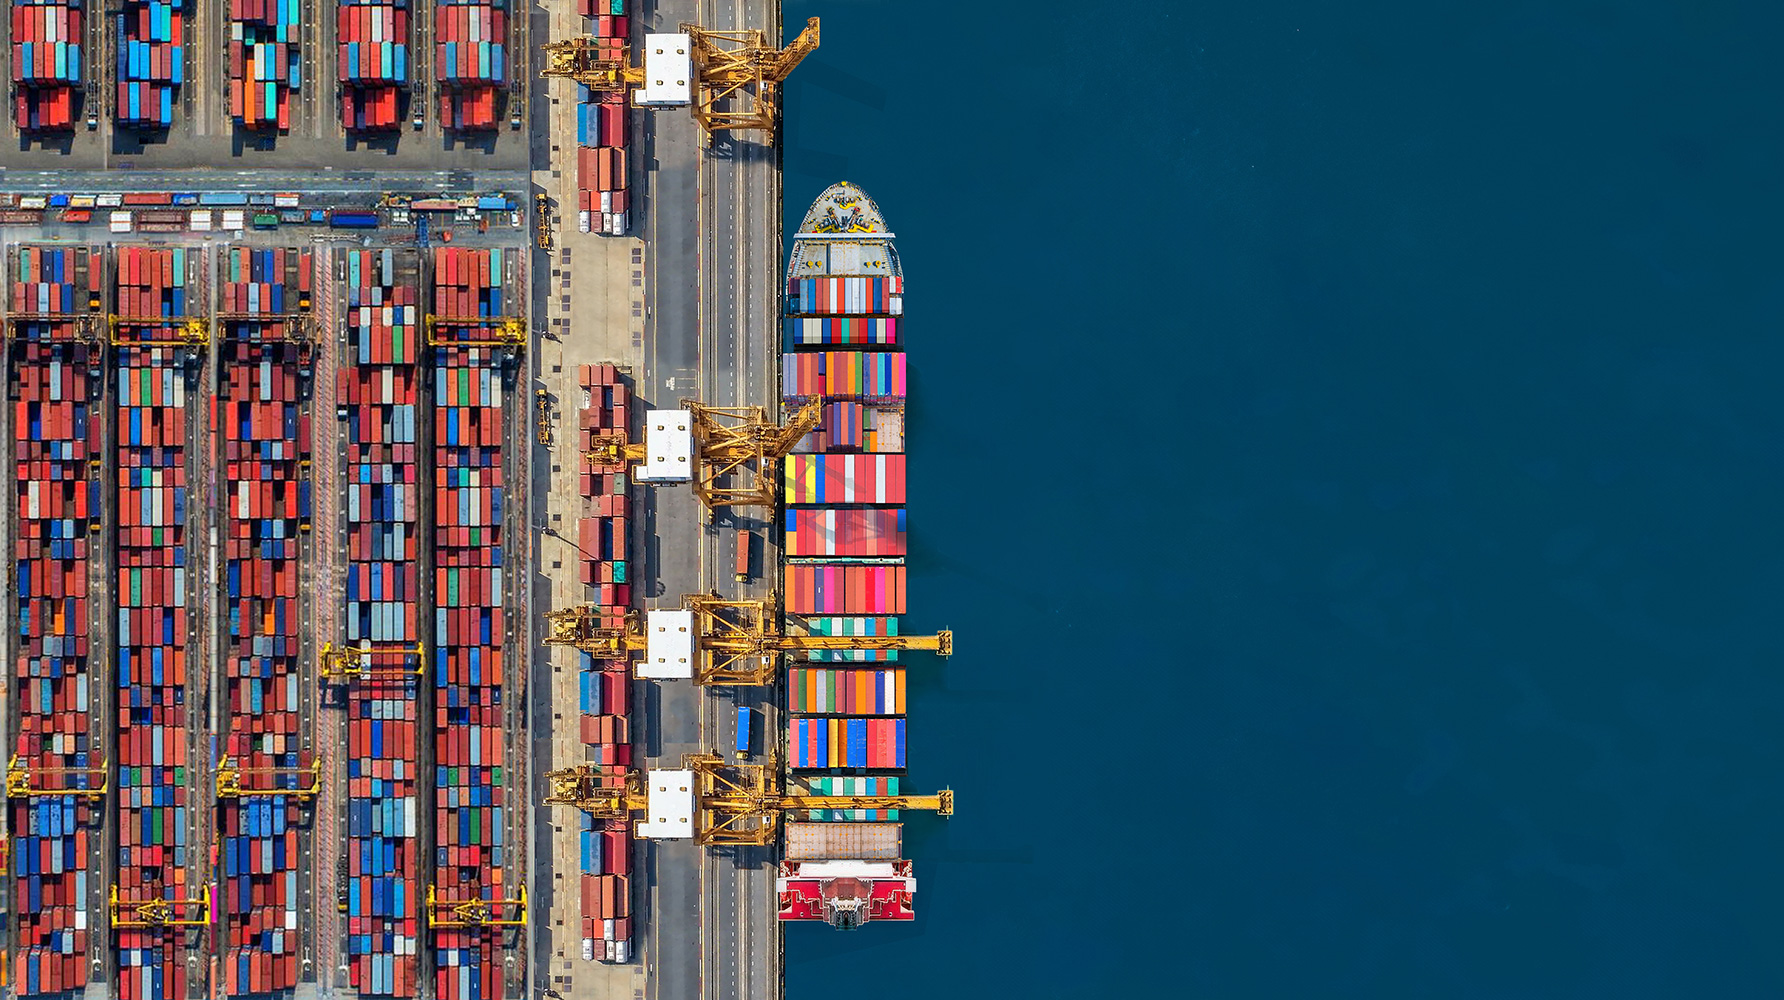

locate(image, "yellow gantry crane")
[[540, 17, 820, 142], [424, 885, 529, 929], [215, 312, 316, 341], [586, 399, 821, 511], [423, 315, 526, 348], [3, 312, 105, 341], [108, 316, 208, 347], [6, 754, 108, 801], [544, 595, 951, 685], [546, 754, 952, 847], [319, 642, 425, 681], [109, 884, 214, 928], [215, 756, 321, 800]]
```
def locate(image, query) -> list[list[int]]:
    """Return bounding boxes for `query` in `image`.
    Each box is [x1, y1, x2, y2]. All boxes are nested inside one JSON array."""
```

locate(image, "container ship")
[[777, 182, 917, 929]]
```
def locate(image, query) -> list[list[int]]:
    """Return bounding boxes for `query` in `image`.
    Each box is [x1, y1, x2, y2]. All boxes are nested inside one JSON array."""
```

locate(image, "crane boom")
[[544, 757, 952, 847], [768, 17, 821, 81], [539, 19, 819, 141], [544, 597, 952, 684], [580, 399, 821, 510]]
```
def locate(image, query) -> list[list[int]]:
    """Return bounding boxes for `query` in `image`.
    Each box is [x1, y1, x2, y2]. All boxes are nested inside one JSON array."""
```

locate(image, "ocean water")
[[779, 2, 1783, 996]]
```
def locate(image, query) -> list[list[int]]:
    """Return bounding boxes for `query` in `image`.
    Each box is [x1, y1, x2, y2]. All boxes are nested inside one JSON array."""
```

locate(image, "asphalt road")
[[630, 0, 784, 996]]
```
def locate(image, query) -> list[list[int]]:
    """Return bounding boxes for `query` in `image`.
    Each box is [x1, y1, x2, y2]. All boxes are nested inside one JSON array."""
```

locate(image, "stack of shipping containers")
[[434, 0, 506, 131], [574, 363, 632, 962], [337, 0, 409, 132], [10, 0, 83, 131], [429, 246, 511, 999], [113, 246, 196, 1000], [8, 245, 102, 995], [116, 0, 185, 128], [782, 275, 910, 774], [340, 247, 423, 996], [228, 0, 301, 131], [572, 1, 628, 234], [217, 246, 312, 994]]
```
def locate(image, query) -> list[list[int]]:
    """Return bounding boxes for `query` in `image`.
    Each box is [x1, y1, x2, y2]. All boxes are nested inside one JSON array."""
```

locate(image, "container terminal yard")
[[0, 0, 950, 999]]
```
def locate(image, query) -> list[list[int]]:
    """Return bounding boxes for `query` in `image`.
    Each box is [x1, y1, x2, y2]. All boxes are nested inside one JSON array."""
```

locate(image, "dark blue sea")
[[779, 2, 1783, 995]]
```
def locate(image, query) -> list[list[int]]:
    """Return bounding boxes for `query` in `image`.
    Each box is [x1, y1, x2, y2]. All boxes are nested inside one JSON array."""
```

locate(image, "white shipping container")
[[96, 193, 123, 207], [109, 211, 133, 233], [579, 210, 592, 232]]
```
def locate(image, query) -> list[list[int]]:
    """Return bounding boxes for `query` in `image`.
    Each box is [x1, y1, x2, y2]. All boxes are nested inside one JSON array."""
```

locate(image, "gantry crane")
[[546, 754, 952, 847], [215, 312, 316, 342], [544, 594, 951, 685], [318, 642, 425, 682], [6, 754, 108, 801], [108, 316, 208, 347], [424, 885, 529, 929], [2, 312, 104, 342], [424, 315, 527, 348], [585, 399, 821, 511], [540, 18, 820, 142], [215, 756, 321, 800], [109, 884, 213, 927]]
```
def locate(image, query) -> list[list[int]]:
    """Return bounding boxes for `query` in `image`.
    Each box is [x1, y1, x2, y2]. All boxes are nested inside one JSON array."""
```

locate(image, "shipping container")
[[218, 334, 310, 995], [802, 775, 901, 821], [783, 508, 905, 558], [789, 718, 906, 769], [115, 0, 186, 129], [434, 0, 507, 130], [111, 249, 197, 997], [780, 350, 906, 402], [784, 822, 903, 860], [783, 454, 907, 505], [431, 340, 511, 999], [10, 2, 84, 131], [227, 0, 301, 130], [338, 0, 410, 130], [787, 668, 905, 714], [339, 246, 425, 997], [8, 292, 100, 991]]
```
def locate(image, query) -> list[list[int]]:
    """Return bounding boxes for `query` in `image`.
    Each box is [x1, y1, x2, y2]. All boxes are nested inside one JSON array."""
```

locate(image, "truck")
[[327, 209, 381, 230], [735, 529, 753, 582], [735, 707, 758, 760], [535, 192, 553, 251]]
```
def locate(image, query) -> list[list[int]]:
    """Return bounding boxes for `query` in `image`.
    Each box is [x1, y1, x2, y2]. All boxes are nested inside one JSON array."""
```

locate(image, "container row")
[[784, 564, 907, 616], [341, 261, 424, 995], [791, 401, 904, 455], [784, 507, 905, 558], [787, 668, 906, 716], [783, 453, 907, 505], [781, 350, 907, 403], [793, 616, 899, 662], [786, 275, 905, 317], [9, 338, 98, 997], [113, 336, 195, 998], [432, 344, 511, 999], [790, 717, 906, 770]]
